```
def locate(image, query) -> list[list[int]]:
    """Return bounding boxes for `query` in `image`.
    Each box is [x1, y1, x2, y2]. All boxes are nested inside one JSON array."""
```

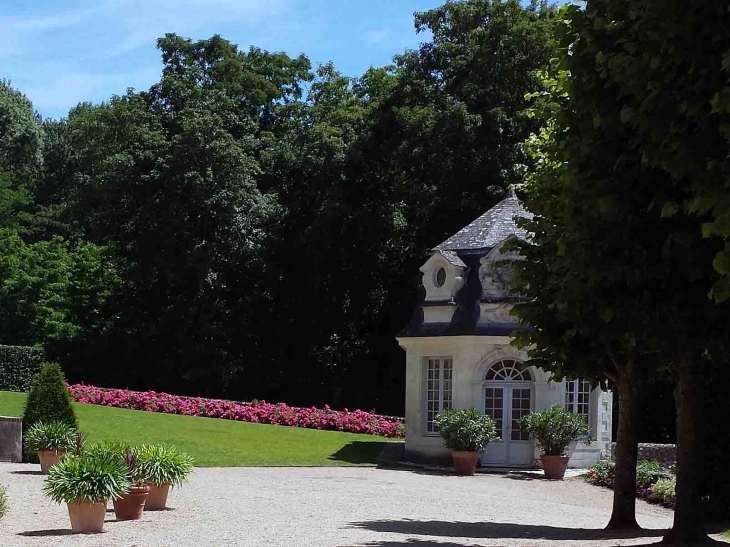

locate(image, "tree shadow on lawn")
[[348, 519, 667, 541], [329, 441, 389, 465]]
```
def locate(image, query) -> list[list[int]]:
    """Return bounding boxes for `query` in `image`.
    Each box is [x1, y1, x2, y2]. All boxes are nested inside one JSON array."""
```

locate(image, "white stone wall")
[[397, 335, 612, 468]]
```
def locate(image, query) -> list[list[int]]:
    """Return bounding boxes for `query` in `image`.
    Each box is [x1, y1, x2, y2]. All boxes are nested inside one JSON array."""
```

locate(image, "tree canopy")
[[0, 0, 557, 414], [510, 1, 730, 541]]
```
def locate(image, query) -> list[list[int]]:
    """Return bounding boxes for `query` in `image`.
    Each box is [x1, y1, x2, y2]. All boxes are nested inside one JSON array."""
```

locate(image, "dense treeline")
[[0, 0, 556, 414]]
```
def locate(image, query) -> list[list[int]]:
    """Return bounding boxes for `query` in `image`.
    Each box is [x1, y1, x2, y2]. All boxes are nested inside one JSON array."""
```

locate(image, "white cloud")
[[368, 30, 388, 43], [1, 0, 294, 116]]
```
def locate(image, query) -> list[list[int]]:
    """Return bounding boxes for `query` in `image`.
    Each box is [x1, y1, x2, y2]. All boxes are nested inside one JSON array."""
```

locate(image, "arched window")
[[485, 360, 532, 381]]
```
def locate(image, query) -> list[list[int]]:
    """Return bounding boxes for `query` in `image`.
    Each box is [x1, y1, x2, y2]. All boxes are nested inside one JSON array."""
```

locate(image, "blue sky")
[[1, 0, 437, 120]]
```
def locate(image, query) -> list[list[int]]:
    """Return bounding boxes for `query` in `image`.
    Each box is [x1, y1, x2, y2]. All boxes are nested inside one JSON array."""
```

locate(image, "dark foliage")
[[0, 345, 44, 391]]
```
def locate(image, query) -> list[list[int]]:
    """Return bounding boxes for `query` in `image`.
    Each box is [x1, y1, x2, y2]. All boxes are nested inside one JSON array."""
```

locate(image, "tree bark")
[[663, 353, 710, 544], [605, 357, 640, 530]]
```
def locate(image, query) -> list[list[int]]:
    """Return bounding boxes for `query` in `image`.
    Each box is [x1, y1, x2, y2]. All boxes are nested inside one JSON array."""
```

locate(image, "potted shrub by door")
[[23, 421, 77, 473], [433, 408, 498, 476], [135, 444, 193, 510], [44, 452, 130, 532], [522, 405, 590, 479]]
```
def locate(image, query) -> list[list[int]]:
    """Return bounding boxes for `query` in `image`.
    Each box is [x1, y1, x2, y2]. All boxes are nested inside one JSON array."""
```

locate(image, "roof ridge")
[[432, 191, 531, 252]]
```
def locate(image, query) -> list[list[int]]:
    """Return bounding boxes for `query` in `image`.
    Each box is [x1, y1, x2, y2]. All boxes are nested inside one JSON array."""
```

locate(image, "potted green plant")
[[86, 442, 150, 521], [113, 448, 149, 520], [522, 405, 591, 479], [135, 444, 193, 510], [433, 408, 498, 475], [23, 421, 77, 473], [44, 452, 130, 532]]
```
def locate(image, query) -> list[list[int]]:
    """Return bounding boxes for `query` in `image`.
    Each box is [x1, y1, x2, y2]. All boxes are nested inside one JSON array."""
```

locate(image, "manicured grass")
[[0, 391, 399, 467]]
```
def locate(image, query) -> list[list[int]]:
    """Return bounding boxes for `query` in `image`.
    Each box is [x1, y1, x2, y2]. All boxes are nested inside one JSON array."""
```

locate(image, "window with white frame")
[[565, 379, 591, 427], [425, 357, 453, 433]]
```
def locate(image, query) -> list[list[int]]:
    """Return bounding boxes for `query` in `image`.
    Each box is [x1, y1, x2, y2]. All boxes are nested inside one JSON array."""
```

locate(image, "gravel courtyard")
[[0, 462, 720, 547]]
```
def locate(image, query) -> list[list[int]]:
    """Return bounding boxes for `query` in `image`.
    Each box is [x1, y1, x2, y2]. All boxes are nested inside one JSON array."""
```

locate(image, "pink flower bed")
[[67, 384, 405, 438]]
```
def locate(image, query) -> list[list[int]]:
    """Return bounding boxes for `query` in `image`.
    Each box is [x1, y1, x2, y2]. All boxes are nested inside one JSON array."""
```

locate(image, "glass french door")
[[482, 383, 533, 466]]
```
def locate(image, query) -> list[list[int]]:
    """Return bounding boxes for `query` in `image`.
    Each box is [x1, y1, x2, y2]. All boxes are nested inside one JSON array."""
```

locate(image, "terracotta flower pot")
[[540, 454, 570, 479], [113, 485, 149, 520], [38, 449, 66, 474], [452, 451, 479, 476], [144, 482, 171, 510], [67, 500, 107, 533]]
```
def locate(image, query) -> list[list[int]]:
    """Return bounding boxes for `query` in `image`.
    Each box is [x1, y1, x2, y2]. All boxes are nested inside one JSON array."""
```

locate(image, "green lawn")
[[0, 391, 399, 467]]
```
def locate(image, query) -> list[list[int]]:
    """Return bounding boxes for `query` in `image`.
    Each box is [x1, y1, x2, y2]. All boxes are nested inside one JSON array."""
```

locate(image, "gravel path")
[[0, 462, 722, 547]]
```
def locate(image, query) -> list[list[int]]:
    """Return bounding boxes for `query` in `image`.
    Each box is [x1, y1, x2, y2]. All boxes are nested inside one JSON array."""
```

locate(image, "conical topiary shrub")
[[22, 363, 77, 461]]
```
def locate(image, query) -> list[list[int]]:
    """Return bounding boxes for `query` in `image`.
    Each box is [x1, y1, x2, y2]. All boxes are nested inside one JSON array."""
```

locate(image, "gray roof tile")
[[439, 250, 466, 267], [433, 190, 532, 252]]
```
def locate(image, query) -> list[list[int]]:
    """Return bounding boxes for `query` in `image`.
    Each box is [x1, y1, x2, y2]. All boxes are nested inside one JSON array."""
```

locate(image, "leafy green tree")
[[510, 89, 661, 530], [0, 80, 41, 233], [0, 230, 77, 346], [0, 80, 43, 177], [53, 36, 289, 392], [512, 2, 730, 542], [0, 1, 558, 414], [0, 228, 121, 351], [249, 0, 558, 409]]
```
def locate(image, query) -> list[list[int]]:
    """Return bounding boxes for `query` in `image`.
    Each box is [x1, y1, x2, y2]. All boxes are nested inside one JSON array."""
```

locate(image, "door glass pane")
[[484, 387, 504, 439], [510, 387, 531, 440]]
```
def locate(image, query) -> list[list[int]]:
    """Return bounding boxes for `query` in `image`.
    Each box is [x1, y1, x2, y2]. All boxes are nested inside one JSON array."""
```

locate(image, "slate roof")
[[439, 250, 466, 268], [433, 190, 532, 253]]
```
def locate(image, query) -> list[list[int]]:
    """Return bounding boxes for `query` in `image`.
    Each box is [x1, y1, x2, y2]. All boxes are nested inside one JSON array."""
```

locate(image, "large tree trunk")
[[605, 357, 640, 530], [663, 353, 709, 544]]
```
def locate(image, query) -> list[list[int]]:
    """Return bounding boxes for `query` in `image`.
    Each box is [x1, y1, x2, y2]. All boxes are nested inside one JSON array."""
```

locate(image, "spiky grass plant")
[[84, 440, 129, 460], [23, 421, 77, 452], [44, 452, 130, 504], [135, 445, 194, 487], [0, 485, 6, 519]]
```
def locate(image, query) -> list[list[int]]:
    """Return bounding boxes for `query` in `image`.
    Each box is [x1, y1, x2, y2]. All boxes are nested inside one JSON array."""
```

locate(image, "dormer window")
[[435, 267, 446, 287], [419, 251, 468, 303]]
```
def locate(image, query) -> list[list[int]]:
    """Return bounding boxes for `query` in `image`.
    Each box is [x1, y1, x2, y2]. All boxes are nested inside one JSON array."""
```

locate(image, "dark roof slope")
[[433, 190, 532, 253]]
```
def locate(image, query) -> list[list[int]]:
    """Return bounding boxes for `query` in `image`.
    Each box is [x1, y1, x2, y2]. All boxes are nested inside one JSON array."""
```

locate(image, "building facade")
[[396, 192, 613, 468]]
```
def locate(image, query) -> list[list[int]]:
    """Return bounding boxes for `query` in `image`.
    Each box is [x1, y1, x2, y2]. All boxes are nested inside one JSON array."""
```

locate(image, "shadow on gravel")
[[502, 473, 542, 481], [11, 470, 43, 476], [18, 529, 88, 537], [355, 542, 727, 547], [348, 519, 667, 541], [501, 473, 583, 482], [376, 465, 455, 477], [353, 541, 481, 547]]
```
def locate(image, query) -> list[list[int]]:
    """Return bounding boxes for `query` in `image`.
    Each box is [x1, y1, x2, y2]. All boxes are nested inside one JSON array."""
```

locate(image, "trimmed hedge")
[[22, 363, 77, 433], [0, 345, 45, 392]]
